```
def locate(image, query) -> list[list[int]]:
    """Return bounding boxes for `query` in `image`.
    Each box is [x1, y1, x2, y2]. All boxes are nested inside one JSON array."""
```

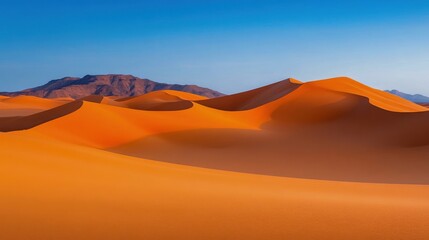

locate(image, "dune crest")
[[196, 78, 302, 110], [114, 91, 197, 111], [308, 77, 427, 112]]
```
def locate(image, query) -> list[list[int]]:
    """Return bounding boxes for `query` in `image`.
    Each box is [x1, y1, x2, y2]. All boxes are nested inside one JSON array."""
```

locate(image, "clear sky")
[[1, 0, 429, 94]]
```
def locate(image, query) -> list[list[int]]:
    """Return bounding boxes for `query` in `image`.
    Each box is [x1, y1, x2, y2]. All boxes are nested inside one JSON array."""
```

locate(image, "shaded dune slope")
[[114, 91, 199, 111], [0, 95, 72, 117], [0, 100, 83, 132], [309, 77, 427, 112], [196, 78, 302, 110], [79, 95, 105, 103]]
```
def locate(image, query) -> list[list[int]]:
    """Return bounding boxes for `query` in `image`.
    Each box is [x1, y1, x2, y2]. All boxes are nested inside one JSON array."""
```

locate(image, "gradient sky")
[[1, 0, 429, 94]]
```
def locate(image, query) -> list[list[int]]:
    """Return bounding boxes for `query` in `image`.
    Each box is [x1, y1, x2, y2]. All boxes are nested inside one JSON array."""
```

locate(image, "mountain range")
[[1, 74, 429, 105], [0, 74, 224, 99], [385, 89, 429, 103]]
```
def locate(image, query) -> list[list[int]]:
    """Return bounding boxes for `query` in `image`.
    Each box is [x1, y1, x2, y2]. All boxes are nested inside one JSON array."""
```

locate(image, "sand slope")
[[196, 78, 302, 110], [2, 132, 429, 240], [108, 78, 429, 183], [0, 95, 72, 117], [114, 90, 204, 111], [1, 77, 429, 239]]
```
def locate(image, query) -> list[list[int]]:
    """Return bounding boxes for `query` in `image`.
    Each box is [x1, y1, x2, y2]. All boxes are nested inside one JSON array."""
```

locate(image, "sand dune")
[[0, 95, 72, 117], [114, 91, 197, 111], [79, 95, 105, 103], [110, 87, 429, 183], [196, 78, 302, 110], [25, 100, 254, 148], [1, 77, 429, 239], [308, 77, 427, 112], [0, 100, 83, 132], [1, 95, 72, 108]]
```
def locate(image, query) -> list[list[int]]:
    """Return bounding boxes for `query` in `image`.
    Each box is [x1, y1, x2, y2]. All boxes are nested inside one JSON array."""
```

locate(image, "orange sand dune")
[[115, 91, 192, 110], [114, 90, 207, 110], [79, 95, 105, 103], [110, 79, 429, 183], [27, 100, 254, 148], [197, 78, 302, 110], [0, 95, 73, 117], [0, 100, 83, 132], [1, 77, 429, 239], [1, 95, 72, 108], [309, 77, 427, 112], [111, 98, 429, 184]]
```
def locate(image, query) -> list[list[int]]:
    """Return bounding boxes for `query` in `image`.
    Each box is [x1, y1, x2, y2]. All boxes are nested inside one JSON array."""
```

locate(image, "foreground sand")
[[1, 77, 429, 239]]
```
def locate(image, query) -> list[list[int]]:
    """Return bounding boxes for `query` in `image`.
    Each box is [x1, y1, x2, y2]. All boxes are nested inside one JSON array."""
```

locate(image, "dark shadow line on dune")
[[0, 100, 83, 132]]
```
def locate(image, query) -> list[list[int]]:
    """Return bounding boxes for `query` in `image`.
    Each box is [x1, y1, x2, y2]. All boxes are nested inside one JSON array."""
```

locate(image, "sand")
[[0, 95, 73, 117], [1, 77, 429, 239]]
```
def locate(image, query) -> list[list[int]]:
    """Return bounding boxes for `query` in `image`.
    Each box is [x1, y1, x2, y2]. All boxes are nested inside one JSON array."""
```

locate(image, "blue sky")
[[1, 0, 429, 94]]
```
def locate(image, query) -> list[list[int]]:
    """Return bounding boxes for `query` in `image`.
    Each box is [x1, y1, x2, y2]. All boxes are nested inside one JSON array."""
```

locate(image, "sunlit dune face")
[[1, 77, 429, 239]]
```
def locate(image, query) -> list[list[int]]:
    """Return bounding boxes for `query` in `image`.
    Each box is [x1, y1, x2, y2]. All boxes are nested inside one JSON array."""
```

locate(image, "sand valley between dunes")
[[1, 77, 429, 239]]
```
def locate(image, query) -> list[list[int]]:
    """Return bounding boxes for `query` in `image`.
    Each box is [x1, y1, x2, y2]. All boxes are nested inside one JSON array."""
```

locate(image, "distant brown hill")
[[0, 74, 224, 99]]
